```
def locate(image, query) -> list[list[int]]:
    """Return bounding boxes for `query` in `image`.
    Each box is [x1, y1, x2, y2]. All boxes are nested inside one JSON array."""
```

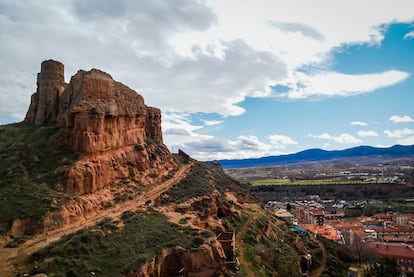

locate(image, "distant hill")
[[216, 145, 414, 168]]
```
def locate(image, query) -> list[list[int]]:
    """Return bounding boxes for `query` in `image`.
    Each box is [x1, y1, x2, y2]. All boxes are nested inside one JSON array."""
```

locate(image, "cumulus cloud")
[[351, 121, 368, 126], [2, 0, 414, 159], [164, 128, 191, 136], [2, 0, 414, 124], [309, 133, 362, 144], [357, 130, 378, 137], [203, 120, 223, 126], [384, 128, 414, 138], [389, 115, 414, 123], [180, 135, 280, 160], [279, 70, 410, 99], [403, 31, 414, 40], [269, 134, 298, 149]]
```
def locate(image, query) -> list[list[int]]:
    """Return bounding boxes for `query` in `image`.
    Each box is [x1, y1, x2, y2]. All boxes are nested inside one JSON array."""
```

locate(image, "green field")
[[251, 178, 380, 186]]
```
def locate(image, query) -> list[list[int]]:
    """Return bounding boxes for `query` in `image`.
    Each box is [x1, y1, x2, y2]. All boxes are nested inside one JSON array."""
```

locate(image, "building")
[[367, 243, 414, 274], [297, 206, 325, 226], [274, 209, 294, 224], [217, 232, 236, 265], [296, 206, 344, 226]]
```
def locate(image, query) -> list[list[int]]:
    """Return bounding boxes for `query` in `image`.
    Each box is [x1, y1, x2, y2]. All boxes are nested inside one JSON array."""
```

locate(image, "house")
[[367, 243, 414, 274]]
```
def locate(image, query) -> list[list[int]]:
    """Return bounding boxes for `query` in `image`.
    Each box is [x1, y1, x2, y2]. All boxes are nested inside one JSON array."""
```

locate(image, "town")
[[267, 196, 414, 276], [225, 159, 414, 276]]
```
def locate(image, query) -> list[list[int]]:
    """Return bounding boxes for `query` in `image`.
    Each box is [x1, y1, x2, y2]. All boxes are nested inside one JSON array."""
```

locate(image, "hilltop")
[[0, 60, 349, 276]]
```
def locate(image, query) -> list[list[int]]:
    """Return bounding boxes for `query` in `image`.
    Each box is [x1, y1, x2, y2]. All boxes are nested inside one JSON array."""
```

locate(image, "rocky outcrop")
[[25, 60, 67, 125], [24, 60, 175, 194], [174, 190, 238, 232], [124, 241, 228, 277]]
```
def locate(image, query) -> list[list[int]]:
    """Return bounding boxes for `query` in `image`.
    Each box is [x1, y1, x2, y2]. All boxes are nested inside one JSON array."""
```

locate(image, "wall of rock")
[[24, 60, 175, 194]]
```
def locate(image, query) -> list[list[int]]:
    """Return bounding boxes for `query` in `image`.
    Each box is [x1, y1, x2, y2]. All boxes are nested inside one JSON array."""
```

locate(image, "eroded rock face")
[[25, 60, 67, 125], [124, 242, 228, 277], [24, 60, 175, 194]]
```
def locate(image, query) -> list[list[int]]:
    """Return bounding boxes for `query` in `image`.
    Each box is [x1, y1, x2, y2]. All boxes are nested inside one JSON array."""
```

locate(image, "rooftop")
[[367, 243, 414, 259]]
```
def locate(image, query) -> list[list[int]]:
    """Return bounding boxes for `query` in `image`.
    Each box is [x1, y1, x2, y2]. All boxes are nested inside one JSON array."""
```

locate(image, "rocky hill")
[[0, 61, 348, 276]]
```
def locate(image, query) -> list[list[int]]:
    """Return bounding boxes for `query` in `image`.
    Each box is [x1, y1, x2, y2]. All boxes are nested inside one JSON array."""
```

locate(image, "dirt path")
[[235, 204, 257, 277], [18, 157, 29, 181], [309, 238, 327, 277], [0, 162, 193, 277]]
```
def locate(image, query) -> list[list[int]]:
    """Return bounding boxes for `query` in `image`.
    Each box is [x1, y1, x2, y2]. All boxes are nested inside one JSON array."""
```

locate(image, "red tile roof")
[[367, 243, 414, 259]]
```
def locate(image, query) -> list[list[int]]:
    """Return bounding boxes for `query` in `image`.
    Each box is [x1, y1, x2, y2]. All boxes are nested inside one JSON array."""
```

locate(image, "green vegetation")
[[0, 124, 78, 235], [317, 236, 349, 277], [27, 210, 210, 276], [159, 161, 249, 204], [252, 178, 379, 186], [251, 182, 414, 203], [365, 257, 403, 277], [229, 212, 303, 277]]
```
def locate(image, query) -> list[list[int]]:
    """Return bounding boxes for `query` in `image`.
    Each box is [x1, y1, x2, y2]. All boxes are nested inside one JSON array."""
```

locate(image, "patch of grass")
[[223, 213, 249, 233], [178, 217, 191, 225], [27, 210, 210, 276], [0, 124, 78, 235], [238, 213, 302, 277], [111, 179, 144, 204], [159, 161, 249, 204]]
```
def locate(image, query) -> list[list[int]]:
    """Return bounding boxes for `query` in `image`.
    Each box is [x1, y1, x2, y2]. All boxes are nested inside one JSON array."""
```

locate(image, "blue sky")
[[1, 1, 414, 160]]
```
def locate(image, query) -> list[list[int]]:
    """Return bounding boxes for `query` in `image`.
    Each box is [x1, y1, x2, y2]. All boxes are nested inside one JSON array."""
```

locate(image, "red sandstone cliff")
[[25, 60, 175, 194]]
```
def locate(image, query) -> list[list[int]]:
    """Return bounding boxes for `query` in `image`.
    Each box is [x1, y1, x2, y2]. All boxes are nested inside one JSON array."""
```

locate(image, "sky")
[[1, 0, 414, 160]]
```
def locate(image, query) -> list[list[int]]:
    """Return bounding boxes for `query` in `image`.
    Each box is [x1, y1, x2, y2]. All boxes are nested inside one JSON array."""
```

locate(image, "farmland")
[[251, 178, 379, 186]]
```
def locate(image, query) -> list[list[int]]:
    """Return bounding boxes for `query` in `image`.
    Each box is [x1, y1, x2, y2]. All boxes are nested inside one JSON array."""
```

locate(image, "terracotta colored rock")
[[25, 60, 66, 124], [24, 60, 175, 194]]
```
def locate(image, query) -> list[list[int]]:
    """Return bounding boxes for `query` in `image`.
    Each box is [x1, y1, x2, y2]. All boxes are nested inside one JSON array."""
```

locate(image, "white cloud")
[[389, 115, 414, 123], [309, 133, 362, 144], [233, 135, 272, 151], [384, 128, 414, 138], [164, 128, 191, 136], [351, 121, 368, 126], [1, 0, 414, 159], [269, 134, 298, 149], [279, 70, 410, 99], [180, 135, 282, 160], [207, 0, 414, 69], [357, 130, 378, 137], [398, 136, 414, 145], [403, 31, 414, 40], [161, 113, 281, 160], [1, 1, 414, 124], [203, 120, 223, 126]]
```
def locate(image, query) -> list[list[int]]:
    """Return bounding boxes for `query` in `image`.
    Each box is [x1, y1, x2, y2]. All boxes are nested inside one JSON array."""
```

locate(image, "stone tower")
[[24, 60, 66, 124]]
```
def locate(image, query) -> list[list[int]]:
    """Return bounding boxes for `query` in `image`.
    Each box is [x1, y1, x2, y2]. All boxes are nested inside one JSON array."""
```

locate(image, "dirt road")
[[0, 162, 192, 277]]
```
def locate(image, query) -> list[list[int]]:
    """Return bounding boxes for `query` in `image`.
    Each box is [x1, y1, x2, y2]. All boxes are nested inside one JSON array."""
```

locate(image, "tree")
[[366, 257, 402, 277]]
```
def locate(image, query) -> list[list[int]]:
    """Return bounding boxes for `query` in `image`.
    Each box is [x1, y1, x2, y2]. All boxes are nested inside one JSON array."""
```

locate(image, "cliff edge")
[[24, 60, 174, 194]]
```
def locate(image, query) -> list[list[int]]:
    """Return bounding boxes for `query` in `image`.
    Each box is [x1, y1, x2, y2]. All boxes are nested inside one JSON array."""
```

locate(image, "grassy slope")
[[0, 124, 77, 235], [0, 125, 348, 276], [27, 209, 212, 276], [158, 161, 248, 205]]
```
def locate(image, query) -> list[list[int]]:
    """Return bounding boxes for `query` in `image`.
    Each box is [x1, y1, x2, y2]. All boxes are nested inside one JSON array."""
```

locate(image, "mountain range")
[[217, 145, 414, 168]]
